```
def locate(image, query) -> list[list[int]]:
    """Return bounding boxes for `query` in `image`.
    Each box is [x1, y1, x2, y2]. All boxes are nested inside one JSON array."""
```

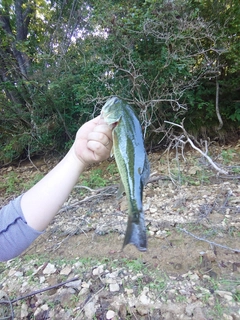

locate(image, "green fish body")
[[101, 97, 150, 251]]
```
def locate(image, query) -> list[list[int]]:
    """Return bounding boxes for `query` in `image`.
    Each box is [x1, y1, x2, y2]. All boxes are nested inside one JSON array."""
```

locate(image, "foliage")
[[81, 168, 107, 189], [0, 0, 239, 164]]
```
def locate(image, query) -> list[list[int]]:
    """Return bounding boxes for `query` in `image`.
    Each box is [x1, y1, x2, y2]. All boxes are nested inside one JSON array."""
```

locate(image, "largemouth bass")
[[101, 97, 150, 251]]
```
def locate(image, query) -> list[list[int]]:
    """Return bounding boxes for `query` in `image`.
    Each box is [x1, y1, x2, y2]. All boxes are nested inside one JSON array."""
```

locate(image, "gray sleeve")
[[0, 195, 44, 261]]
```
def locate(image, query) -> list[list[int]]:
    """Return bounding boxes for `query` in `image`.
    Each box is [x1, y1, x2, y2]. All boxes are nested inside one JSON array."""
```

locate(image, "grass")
[[81, 168, 107, 189], [1, 171, 44, 195], [1, 253, 239, 320], [169, 164, 212, 186], [221, 148, 235, 164]]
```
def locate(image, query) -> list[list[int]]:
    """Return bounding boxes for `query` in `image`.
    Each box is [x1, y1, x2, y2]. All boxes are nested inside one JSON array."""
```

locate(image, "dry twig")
[[177, 227, 240, 253], [165, 120, 228, 175]]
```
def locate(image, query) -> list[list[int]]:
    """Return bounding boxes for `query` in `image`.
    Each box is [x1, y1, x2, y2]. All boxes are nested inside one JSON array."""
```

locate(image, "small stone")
[[185, 302, 202, 316], [92, 265, 104, 276], [189, 273, 199, 281], [193, 307, 207, 320], [205, 250, 216, 262], [139, 290, 151, 305], [106, 310, 116, 319], [21, 303, 28, 318], [136, 304, 149, 316], [60, 265, 72, 276], [81, 281, 90, 288], [150, 206, 158, 213], [79, 287, 89, 296], [84, 301, 97, 319], [125, 288, 134, 295], [40, 276, 45, 284], [109, 283, 120, 292], [41, 304, 49, 311], [8, 269, 16, 277], [155, 230, 169, 239], [43, 263, 56, 275], [222, 314, 233, 320], [34, 307, 41, 317], [215, 290, 233, 301], [65, 279, 82, 290]]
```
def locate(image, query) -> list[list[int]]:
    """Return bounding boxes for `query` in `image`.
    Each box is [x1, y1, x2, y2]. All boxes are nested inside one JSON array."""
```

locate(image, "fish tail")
[[123, 211, 147, 251]]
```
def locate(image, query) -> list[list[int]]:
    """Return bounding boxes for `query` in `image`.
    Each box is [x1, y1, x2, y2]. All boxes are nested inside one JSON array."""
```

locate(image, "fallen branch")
[[177, 227, 240, 253], [10, 277, 79, 303], [59, 193, 114, 212], [75, 285, 105, 318], [61, 175, 169, 212], [165, 120, 228, 175]]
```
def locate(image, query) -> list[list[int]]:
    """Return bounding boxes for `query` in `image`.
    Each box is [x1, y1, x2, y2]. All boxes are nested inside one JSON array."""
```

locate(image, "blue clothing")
[[0, 195, 43, 261]]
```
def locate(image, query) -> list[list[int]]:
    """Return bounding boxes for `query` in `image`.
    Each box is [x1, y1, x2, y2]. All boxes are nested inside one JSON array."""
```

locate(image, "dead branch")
[[165, 120, 228, 175], [1, 277, 79, 304], [75, 285, 105, 317], [177, 227, 240, 253], [215, 76, 223, 130], [62, 175, 169, 212]]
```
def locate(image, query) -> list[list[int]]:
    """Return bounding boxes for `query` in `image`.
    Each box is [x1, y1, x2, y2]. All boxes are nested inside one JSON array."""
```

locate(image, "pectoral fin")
[[117, 180, 125, 199]]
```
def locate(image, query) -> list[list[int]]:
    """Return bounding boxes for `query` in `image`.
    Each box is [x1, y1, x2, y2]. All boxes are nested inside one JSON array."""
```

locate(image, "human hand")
[[73, 116, 113, 166]]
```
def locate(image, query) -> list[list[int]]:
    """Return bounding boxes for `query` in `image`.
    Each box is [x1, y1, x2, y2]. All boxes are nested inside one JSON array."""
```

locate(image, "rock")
[[84, 301, 97, 319], [58, 288, 75, 307], [161, 302, 185, 315], [92, 264, 105, 276], [185, 302, 202, 316], [60, 265, 72, 276], [125, 288, 134, 295], [204, 250, 216, 262], [155, 230, 169, 239], [41, 304, 49, 311], [215, 290, 233, 301], [139, 288, 151, 305], [150, 206, 158, 213], [81, 281, 90, 288], [189, 273, 200, 281], [65, 279, 82, 290], [78, 287, 89, 296], [43, 263, 56, 275], [106, 310, 116, 319], [8, 269, 16, 277], [34, 304, 49, 318], [222, 314, 233, 320], [21, 303, 28, 318], [109, 283, 120, 292], [192, 307, 207, 320], [136, 304, 150, 315]]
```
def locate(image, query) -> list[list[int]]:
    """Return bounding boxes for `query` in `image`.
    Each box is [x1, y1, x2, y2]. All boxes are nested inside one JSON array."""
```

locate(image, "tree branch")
[[165, 120, 228, 175], [177, 227, 240, 253]]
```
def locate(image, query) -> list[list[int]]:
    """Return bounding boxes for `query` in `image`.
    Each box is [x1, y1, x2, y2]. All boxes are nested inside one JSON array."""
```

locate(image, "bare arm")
[[21, 116, 112, 231]]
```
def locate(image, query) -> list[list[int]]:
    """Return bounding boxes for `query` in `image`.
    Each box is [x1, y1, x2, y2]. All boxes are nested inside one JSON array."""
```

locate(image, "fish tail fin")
[[123, 212, 147, 252]]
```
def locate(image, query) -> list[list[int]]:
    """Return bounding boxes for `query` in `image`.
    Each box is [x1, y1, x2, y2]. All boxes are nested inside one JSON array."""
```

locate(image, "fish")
[[101, 97, 150, 251]]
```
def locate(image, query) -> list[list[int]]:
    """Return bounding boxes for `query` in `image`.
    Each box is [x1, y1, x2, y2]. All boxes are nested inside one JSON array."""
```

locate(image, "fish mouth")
[[101, 113, 119, 129]]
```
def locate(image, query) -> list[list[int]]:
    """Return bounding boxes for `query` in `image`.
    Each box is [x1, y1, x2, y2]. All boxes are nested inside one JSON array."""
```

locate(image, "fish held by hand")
[[101, 97, 150, 251]]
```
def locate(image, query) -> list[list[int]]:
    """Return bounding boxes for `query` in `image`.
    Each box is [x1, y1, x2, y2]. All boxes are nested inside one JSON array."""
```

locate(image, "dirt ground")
[[0, 142, 240, 319]]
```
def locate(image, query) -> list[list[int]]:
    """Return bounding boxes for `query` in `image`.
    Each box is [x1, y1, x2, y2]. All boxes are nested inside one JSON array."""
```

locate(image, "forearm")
[[21, 146, 85, 232]]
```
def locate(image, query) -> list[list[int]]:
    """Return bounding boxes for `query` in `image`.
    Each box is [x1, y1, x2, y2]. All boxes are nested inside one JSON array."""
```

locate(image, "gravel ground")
[[1, 143, 240, 319]]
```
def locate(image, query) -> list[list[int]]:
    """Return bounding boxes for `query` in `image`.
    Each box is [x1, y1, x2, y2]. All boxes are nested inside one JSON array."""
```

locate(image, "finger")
[[92, 124, 113, 142], [88, 131, 112, 148], [87, 140, 111, 161]]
